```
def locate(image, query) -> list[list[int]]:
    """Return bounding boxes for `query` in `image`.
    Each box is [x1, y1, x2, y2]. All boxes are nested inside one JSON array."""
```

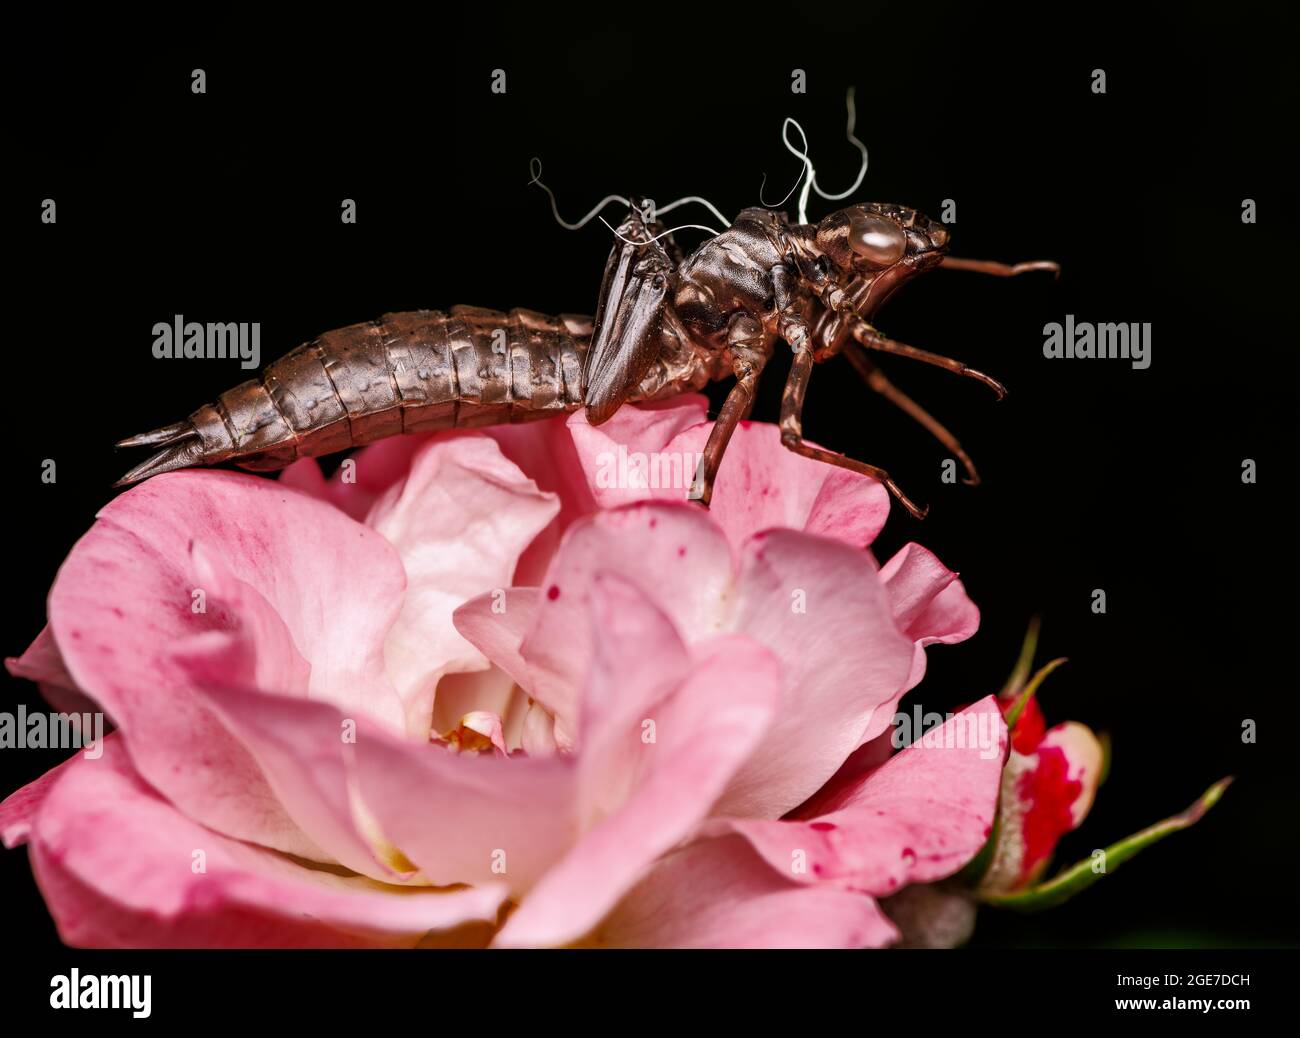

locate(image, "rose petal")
[[520, 698, 559, 757], [795, 729, 896, 820], [880, 542, 980, 648], [487, 416, 602, 585], [278, 435, 427, 522], [6, 625, 99, 716], [575, 573, 693, 822], [1040, 723, 1104, 827], [187, 543, 314, 698], [508, 506, 914, 817], [174, 634, 413, 882], [567, 398, 890, 550], [28, 740, 505, 948], [48, 471, 407, 855], [365, 436, 559, 736], [582, 835, 898, 949], [493, 579, 779, 947], [711, 698, 1007, 895], [518, 504, 735, 747], [0, 739, 106, 849], [565, 395, 712, 511], [452, 588, 540, 696], [714, 529, 914, 817], [353, 732, 577, 896], [869, 541, 981, 735]]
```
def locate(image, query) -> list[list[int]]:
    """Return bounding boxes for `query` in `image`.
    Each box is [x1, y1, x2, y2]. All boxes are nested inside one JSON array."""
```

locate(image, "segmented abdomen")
[[195, 306, 594, 471]]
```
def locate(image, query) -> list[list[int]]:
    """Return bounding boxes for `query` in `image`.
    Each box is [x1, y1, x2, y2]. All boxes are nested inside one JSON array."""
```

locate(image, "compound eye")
[[848, 212, 907, 266]]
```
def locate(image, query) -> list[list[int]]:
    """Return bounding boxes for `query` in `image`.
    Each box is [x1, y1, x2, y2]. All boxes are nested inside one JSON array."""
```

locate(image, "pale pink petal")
[[861, 541, 981, 740], [494, 579, 779, 948], [518, 504, 735, 746], [6, 625, 98, 716], [352, 725, 578, 896], [520, 698, 559, 757], [0, 739, 106, 849], [487, 416, 601, 585], [278, 435, 427, 522], [276, 455, 329, 499], [880, 542, 981, 648], [712, 698, 1007, 896], [47, 471, 407, 855], [714, 529, 914, 817], [143, 472, 406, 727], [584, 835, 898, 949], [7, 623, 76, 691], [510, 506, 914, 816], [575, 574, 693, 823], [795, 729, 896, 820], [566, 397, 890, 550], [658, 421, 892, 551], [174, 633, 411, 882], [188, 544, 314, 698], [564, 395, 713, 510], [365, 436, 559, 736], [28, 740, 505, 948], [488, 416, 598, 521], [453, 588, 540, 697]]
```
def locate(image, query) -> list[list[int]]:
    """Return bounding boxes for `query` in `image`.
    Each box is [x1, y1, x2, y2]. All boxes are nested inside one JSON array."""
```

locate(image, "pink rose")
[[2, 396, 1002, 947]]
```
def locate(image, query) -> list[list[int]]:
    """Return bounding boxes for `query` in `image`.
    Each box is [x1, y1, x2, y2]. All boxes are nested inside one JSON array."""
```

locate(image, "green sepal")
[[1004, 656, 1067, 734], [977, 777, 1232, 912], [999, 616, 1042, 699]]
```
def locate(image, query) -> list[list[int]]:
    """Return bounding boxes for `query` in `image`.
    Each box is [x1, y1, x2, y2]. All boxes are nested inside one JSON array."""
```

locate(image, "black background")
[[4, 4, 1295, 953]]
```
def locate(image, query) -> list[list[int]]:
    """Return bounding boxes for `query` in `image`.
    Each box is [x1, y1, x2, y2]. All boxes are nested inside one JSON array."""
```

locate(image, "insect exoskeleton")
[[121, 185, 1056, 518]]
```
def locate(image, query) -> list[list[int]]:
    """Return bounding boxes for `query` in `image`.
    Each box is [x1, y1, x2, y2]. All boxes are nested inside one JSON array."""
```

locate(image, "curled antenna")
[[770, 88, 870, 224], [598, 216, 723, 246], [654, 195, 732, 227], [810, 87, 868, 202], [529, 158, 732, 231], [758, 144, 808, 209], [781, 118, 816, 224], [528, 158, 630, 230]]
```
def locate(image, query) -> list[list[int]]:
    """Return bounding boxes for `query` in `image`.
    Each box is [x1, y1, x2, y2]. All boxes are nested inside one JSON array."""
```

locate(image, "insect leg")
[[940, 257, 1060, 277], [690, 317, 770, 506], [779, 340, 929, 520], [689, 259, 816, 505], [848, 318, 1007, 399], [843, 343, 980, 486]]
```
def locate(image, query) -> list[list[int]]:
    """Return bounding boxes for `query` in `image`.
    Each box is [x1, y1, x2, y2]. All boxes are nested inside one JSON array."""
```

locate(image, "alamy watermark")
[[594, 445, 704, 493], [152, 314, 260, 369], [0, 706, 103, 757], [50, 970, 151, 1018], [891, 704, 1002, 760], [1043, 315, 1151, 369]]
